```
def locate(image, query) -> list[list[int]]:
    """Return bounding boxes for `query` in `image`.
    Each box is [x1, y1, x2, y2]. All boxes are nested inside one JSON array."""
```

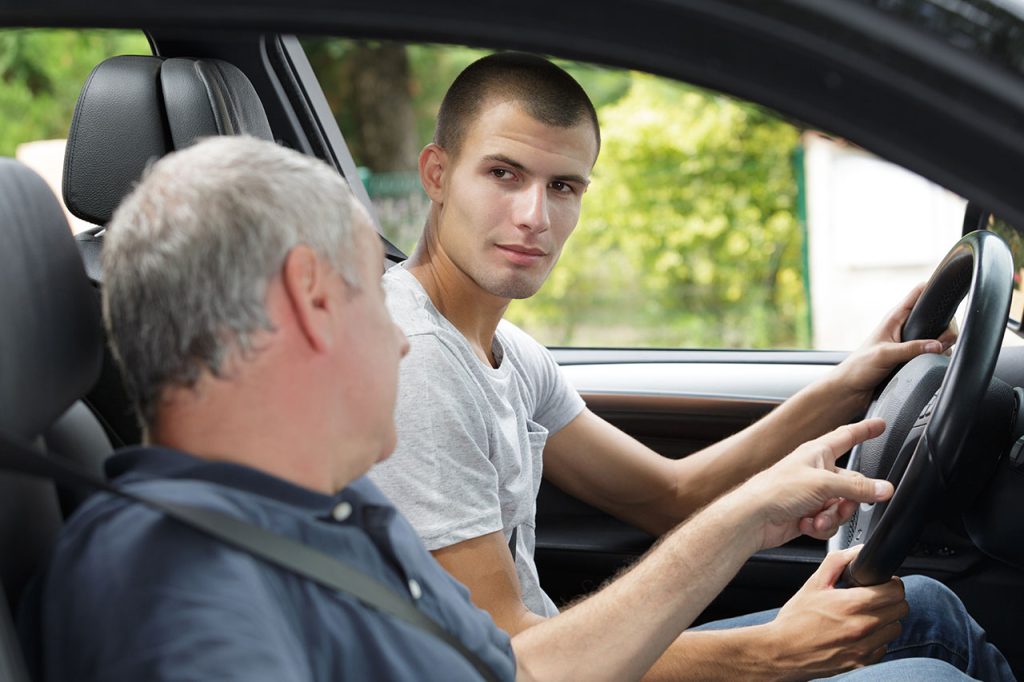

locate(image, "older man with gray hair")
[[35, 135, 977, 681]]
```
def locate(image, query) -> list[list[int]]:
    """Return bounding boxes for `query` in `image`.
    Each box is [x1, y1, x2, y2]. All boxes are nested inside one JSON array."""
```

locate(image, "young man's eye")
[[550, 181, 573, 194], [491, 168, 513, 180]]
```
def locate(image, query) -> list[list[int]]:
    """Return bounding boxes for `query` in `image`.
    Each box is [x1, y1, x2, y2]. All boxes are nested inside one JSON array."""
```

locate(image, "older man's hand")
[[730, 418, 893, 552]]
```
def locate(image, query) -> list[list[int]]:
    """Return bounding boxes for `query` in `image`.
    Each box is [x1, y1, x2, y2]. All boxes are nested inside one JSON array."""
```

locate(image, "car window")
[[1, 28, 150, 233], [304, 39, 1001, 351]]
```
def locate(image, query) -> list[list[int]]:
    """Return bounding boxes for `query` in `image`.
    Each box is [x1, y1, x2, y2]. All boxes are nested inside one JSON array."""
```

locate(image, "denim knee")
[[905, 569, 958, 602], [902, 575, 960, 614]]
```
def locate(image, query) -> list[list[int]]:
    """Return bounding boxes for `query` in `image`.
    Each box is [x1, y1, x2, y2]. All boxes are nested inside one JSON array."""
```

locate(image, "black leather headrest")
[[63, 55, 274, 225], [0, 160, 102, 438]]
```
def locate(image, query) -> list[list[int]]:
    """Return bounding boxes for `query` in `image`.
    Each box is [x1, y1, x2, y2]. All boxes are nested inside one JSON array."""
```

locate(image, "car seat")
[[0, 55, 276, 681], [0, 158, 109, 682], [62, 55, 276, 447]]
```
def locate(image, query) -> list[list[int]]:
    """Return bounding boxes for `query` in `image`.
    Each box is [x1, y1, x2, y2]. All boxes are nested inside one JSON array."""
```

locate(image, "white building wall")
[[804, 132, 965, 350]]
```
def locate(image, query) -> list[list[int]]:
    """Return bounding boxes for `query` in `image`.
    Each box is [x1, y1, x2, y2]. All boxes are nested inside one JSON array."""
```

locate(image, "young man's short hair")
[[434, 52, 600, 158]]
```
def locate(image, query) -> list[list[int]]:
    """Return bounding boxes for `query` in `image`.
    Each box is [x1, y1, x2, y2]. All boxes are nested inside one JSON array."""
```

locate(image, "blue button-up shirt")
[[34, 446, 515, 681]]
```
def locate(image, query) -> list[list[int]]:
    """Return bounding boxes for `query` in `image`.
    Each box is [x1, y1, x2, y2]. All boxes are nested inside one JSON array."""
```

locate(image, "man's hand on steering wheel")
[[831, 231, 1013, 586], [763, 546, 909, 680], [833, 283, 958, 414], [735, 419, 894, 551]]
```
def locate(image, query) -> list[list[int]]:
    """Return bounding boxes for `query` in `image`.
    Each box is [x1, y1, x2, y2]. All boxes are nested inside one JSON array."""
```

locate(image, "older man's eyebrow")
[[482, 153, 589, 186]]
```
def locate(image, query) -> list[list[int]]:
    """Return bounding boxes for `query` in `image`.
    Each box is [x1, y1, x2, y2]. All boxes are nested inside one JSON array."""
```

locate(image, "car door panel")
[[536, 353, 831, 615], [536, 350, 1021, 639]]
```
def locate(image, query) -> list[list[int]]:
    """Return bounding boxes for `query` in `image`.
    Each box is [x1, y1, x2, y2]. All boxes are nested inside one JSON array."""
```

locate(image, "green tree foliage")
[[304, 41, 812, 349], [507, 74, 808, 348], [0, 29, 149, 157], [6, 33, 810, 350], [307, 40, 633, 171], [406, 44, 489, 148]]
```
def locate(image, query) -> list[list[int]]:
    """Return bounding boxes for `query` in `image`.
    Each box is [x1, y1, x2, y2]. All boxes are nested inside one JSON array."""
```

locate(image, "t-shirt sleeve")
[[500, 322, 585, 436], [370, 334, 504, 550]]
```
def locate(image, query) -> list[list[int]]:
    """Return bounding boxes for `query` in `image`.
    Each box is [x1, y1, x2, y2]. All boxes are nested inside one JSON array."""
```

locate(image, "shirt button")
[[331, 502, 353, 522], [408, 578, 422, 600]]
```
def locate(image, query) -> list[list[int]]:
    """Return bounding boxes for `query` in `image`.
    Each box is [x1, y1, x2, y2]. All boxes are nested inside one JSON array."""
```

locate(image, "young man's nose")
[[514, 182, 550, 233]]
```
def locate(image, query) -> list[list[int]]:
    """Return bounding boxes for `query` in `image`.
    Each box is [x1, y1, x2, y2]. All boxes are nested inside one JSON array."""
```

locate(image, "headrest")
[[0, 160, 103, 438], [63, 55, 274, 225]]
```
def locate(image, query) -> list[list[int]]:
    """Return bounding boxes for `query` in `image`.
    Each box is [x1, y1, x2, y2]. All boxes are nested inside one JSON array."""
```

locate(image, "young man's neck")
[[406, 237, 509, 368]]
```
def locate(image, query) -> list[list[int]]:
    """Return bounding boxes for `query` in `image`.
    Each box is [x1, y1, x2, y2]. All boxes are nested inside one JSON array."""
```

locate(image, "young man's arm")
[[510, 420, 897, 681], [433, 531, 547, 635], [542, 284, 955, 535]]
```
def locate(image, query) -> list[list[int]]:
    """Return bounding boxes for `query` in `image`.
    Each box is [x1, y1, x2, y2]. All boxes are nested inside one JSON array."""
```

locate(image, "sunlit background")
[[6, 31, 1009, 351]]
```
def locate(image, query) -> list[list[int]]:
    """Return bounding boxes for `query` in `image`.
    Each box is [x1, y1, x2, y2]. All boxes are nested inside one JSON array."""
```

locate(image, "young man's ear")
[[281, 245, 334, 352], [419, 143, 448, 203]]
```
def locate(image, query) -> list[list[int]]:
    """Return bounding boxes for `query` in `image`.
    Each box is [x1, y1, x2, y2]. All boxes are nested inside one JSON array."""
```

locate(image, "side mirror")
[[963, 201, 1024, 334]]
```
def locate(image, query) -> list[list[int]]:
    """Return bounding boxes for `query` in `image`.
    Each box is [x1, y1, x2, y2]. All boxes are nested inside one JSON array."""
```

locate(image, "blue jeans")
[[693, 575, 1014, 681]]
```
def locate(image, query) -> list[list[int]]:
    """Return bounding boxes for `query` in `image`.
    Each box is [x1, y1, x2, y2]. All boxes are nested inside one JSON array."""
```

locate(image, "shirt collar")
[[106, 445, 391, 517]]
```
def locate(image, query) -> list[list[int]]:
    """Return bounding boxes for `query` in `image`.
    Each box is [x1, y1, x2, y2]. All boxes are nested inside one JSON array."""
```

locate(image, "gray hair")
[[102, 135, 362, 428]]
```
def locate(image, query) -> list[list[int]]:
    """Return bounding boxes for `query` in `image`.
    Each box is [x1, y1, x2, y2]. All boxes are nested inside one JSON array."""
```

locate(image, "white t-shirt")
[[369, 264, 585, 616]]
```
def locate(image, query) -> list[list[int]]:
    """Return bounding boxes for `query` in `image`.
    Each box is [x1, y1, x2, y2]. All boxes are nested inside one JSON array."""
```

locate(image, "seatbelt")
[[0, 430, 501, 682]]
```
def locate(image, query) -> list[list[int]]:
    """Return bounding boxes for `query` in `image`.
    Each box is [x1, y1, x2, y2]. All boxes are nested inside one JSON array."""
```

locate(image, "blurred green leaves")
[[0, 29, 148, 157], [343, 45, 811, 349], [2, 29, 808, 351], [507, 73, 808, 349]]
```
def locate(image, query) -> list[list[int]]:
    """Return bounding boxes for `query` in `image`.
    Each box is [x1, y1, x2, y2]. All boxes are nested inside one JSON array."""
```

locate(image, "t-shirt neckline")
[[388, 263, 510, 376]]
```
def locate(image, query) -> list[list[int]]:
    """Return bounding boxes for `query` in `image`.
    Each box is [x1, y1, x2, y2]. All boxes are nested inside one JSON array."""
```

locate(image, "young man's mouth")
[[496, 244, 547, 266]]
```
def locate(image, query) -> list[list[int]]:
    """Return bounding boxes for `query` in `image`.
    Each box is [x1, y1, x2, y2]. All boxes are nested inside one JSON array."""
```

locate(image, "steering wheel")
[[829, 230, 1013, 587]]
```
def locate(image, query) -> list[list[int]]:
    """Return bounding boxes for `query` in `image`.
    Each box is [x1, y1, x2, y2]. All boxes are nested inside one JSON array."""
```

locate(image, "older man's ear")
[[281, 245, 335, 353]]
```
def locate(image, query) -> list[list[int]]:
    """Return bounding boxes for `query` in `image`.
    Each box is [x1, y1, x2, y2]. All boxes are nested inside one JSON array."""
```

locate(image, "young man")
[[30, 136, 989, 680], [369, 53, 1011, 679]]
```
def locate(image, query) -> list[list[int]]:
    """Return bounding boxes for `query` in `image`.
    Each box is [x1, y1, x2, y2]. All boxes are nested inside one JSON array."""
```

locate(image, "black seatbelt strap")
[[0, 430, 500, 682]]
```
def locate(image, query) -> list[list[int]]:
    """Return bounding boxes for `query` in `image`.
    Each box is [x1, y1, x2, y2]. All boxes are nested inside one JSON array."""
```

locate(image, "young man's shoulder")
[[382, 264, 446, 337], [496, 317, 548, 357], [382, 265, 487, 380]]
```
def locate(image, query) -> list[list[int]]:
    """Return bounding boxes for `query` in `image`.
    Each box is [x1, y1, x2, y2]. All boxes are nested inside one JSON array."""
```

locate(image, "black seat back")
[[0, 55, 276, 679], [64, 55, 274, 228], [0, 158, 108, 680], [63, 54, 275, 447]]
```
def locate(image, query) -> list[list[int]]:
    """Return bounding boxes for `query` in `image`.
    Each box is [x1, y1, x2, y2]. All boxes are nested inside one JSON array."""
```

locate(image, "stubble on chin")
[[478, 270, 548, 300], [470, 252, 556, 301]]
